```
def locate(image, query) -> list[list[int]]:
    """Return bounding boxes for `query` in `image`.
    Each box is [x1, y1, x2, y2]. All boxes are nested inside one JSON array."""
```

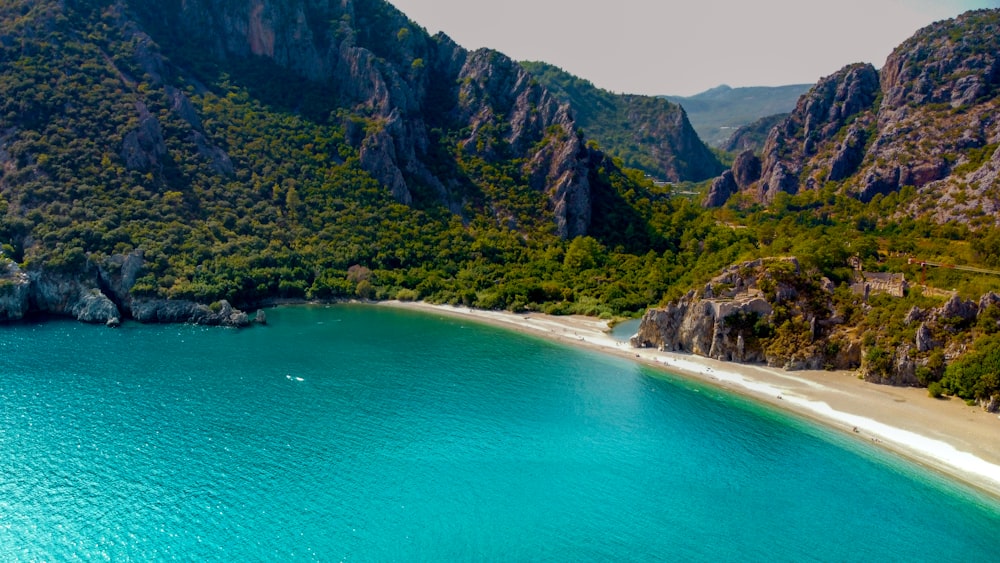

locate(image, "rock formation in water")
[[0, 249, 250, 326]]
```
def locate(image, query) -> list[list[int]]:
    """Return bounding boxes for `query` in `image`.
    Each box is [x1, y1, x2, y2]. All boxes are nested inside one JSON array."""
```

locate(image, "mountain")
[[656, 9, 1000, 410], [708, 9, 1000, 223], [663, 84, 812, 148], [719, 113, 788, 154], [520, 61, 724, 182], [3, 1, 1000, 409], [0, 0, 676, 323]]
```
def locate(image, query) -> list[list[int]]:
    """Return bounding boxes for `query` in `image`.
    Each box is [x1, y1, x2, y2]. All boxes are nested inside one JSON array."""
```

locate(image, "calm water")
[[2, 305, 999, 560]]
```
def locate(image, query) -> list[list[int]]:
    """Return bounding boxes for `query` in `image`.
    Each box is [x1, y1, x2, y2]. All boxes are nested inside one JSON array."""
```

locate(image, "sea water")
[[2, 304, 999, 560]]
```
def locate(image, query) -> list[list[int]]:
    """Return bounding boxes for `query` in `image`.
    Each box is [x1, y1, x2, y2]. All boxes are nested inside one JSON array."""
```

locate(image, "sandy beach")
[[380, 300, 1000, 501]]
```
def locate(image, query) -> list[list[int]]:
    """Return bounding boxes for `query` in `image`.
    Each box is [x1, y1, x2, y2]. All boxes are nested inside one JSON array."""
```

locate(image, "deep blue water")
[[2, 304, 999, 560]]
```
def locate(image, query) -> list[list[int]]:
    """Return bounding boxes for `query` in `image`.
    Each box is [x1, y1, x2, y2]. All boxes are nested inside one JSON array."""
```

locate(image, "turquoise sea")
[[2, 304, 1000, 560]]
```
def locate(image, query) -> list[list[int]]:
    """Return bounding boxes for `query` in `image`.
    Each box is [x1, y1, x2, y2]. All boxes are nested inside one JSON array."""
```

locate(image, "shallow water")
[[2, 304, 999, 560]]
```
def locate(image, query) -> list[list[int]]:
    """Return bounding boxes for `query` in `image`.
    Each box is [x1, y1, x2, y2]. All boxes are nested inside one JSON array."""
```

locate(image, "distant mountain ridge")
[[664, 84, 812, 148], [520, 61, 724, 182]]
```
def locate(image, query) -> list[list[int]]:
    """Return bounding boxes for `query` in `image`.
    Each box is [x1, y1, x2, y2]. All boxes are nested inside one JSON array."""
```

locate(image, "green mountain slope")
[[0, 0, 723, 321], [520, 61, 724, 182], [664, 84, 811, 148], [1, 1, 999, 409]]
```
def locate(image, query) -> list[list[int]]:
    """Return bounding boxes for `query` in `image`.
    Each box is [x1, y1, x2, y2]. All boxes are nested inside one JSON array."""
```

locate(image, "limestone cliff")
[[709, 9, 1000, 224], [0, 253, 30, 321], [0, 250, 249, 327], [520, 61, 725, 183], [632, 258, 858, 370], [132, 0, 602, 237], [632, 257, 1000, 411]]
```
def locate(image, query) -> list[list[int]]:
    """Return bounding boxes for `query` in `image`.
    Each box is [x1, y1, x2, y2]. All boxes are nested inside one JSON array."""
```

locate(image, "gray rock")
[[904, 306, 925, 325], [0, 258, 31, 322], [915, 323, 940, 352], [939, 295, 978, 324], [829, 125, 867, 181], [703, 171, 738, 208], [72, 290, 120, 324], [120, 101, 167, 171], [731, 150, 762, 189], [254, 309, 268, 325]]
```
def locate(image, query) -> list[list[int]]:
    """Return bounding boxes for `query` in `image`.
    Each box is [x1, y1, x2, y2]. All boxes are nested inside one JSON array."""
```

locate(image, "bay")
[[1, 304, 999, 560]]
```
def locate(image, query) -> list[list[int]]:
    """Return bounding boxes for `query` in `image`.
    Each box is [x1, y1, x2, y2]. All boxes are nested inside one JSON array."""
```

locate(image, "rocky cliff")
[[520, 61, 725, 182], [632, 258, 858, 370], [0, 249, 250, 326], [1, 0, 662, 325], [632, 257, 1000, 411], [132, 0, 601, 237], [706, 9, 1000, 221], [719, 113, 788, 154]]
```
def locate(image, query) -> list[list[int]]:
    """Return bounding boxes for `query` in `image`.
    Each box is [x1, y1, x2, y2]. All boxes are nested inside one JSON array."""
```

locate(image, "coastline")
[[378, 300, 1000, 502]]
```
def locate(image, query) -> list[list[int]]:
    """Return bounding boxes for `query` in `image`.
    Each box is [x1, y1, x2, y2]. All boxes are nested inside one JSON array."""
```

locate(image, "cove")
[[2, 304, 999, 560]]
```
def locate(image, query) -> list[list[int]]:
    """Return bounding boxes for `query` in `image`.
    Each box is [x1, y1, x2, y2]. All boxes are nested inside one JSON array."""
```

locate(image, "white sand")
[[380, 300, 1000, 500]]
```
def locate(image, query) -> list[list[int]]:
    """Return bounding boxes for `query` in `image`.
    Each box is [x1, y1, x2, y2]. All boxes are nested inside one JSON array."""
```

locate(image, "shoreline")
[[377, 300, 1000, 502]]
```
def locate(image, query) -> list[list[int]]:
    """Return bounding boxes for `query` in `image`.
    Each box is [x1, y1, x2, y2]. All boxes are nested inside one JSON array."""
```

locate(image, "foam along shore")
[[379, 300, 1000, 501]]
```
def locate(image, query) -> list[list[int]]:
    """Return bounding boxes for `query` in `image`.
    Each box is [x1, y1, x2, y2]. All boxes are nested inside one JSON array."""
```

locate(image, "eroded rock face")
[[632, 258, 844, 368], [0, 250, 251, 327], [134, 0, 598, 237], [752, 63, 879, 203], [130, 298, 249, 327], [0, 257, 30, 321], [721, 10, 1000, 223], [703, 171, 738, 208], [28, 272, 121, 325], [703, 151, 761, 208], [731, 150, 762, 189]]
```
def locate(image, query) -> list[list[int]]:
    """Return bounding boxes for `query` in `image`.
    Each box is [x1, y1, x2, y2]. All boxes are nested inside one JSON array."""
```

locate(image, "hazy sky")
[[389, 0, 1000, 96]]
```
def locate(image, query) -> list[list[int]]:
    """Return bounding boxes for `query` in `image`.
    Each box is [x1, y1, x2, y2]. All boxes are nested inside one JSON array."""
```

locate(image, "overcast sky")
[[389, 0, 1000, 96]]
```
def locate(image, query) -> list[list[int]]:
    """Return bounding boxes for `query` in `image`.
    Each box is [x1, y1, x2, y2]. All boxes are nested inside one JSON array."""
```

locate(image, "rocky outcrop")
[[710, 9, 1000, 222], [858, 292, 1000, 386], [633, 258, 1000, 392], [120, 101, 167, 172], [703, 150, 761, 208], [130, 0, 606, 237], [634, 291, 773, 362], [28, 272, 121, 325], [632, 258, 848, 369], [703, 171, 738, 208], [748, 63, 879, 203], [731, 150, 762, 189], [0, 256, 30, 321], [1, 250, 250, 327], [720, 113, 788, 154], [131, 298, 249, 326]]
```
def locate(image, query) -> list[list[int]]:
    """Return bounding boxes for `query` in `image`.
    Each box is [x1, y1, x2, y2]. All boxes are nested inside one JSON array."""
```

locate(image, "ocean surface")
[[2, 304, 1000, 560]]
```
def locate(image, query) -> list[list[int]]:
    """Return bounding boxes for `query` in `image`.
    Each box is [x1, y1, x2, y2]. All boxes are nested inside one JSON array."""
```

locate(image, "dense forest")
[[1, 1, 999, 407]]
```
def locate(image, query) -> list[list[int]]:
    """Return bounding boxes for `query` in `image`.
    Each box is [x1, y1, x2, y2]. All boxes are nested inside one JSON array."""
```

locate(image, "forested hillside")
[[520, 61, 724, 182], [1, 1, 999, 409], [0, 0, 743, 321]]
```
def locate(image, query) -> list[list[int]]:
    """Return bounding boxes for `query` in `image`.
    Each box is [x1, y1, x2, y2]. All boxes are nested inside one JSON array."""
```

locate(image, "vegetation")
[[520, 61, 724, 182], [662, 84, 810, 147], [1, 0, 999, 404]]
